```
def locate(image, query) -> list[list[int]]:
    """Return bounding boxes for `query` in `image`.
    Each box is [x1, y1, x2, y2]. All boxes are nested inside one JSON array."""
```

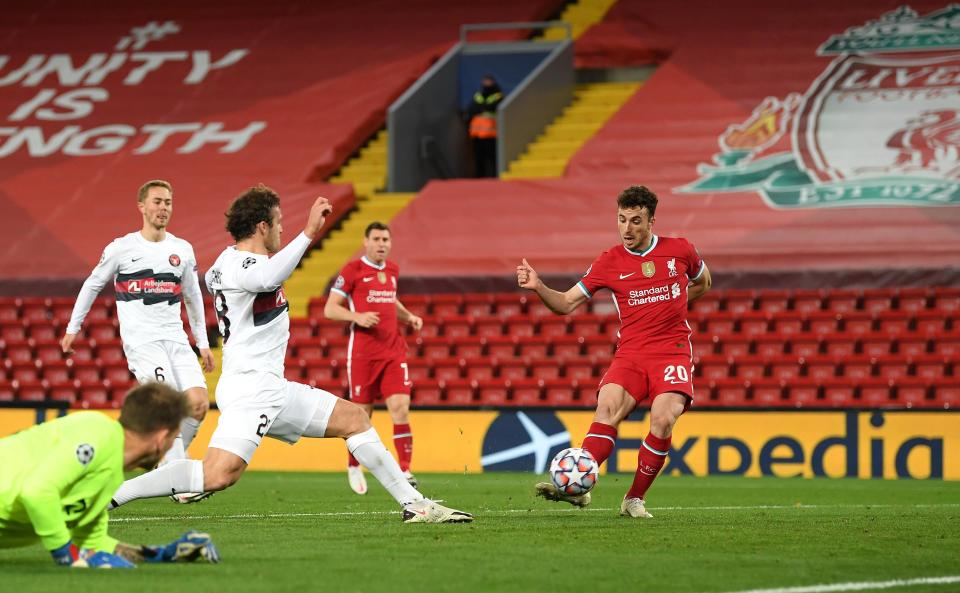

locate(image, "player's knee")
[[649, 407, 680, 437], [345, 402, 372, 434], [203, 465, 240, 492], [185, 389, 210, 420]]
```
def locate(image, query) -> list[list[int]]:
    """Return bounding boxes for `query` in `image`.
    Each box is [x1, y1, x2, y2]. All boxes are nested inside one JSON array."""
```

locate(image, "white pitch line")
[[702, 575, 960, 593], [109, 502, 960, 523]]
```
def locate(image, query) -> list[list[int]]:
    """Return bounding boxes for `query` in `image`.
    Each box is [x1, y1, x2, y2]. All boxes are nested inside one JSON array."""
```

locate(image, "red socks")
[[393, 423, 413, 472], [347, 452, 360, 467], [626, 433, 671, 500], [581, 422, 617, 466]]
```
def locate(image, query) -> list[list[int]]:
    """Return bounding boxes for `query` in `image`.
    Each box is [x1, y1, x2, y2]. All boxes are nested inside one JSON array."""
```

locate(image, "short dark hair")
[[138, 179, 172, 202], [119, 383, 188, 435], [617, 185, 658, 217], [225, 184, 280, 241], [364, 221, 390, 237]]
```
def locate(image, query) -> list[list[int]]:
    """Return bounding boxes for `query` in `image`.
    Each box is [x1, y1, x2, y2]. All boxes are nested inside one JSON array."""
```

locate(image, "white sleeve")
[[236, 232, 312, 292], [181, 249, 210, 349], [66, 242, 119, 334]]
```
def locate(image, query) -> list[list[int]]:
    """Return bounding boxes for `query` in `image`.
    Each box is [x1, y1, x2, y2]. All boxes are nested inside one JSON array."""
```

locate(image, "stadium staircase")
[[539, 0, 617, 40], [500, 82, 639, 180]]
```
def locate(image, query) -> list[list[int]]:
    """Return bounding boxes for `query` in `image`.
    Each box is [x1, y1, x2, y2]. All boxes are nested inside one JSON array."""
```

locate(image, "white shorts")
[[124, 340, 206, 392], [210, 371, 339, 463]]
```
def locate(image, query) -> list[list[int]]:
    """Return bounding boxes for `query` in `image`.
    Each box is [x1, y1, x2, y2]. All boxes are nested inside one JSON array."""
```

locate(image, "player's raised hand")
[[199, 348, 216, 373], [408, 315, 423, 332], [517, 258, 540, 290], [354, 311, 380, 328], [60, 333, 77, 355], [304, 197, 334, 240]]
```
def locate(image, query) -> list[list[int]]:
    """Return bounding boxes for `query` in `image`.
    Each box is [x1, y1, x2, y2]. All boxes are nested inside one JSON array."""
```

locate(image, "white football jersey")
[[67, 232, 208, 350], [206, 246, 290, 378]]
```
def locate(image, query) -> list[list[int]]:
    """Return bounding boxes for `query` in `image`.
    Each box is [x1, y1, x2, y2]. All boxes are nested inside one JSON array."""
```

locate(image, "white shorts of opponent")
[[124, 340, 206, 391], [209, 371, 339, 463]]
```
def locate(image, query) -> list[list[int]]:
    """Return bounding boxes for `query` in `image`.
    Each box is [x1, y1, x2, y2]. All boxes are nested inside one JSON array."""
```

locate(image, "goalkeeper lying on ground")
[[0, 382, 219, 567]]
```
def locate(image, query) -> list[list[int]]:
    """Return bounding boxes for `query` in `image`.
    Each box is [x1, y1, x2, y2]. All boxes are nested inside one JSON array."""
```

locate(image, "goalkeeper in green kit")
[[0, 382, 220, 567]]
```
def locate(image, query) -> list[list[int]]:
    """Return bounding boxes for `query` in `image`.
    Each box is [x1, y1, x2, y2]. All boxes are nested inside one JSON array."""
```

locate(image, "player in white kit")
[[62, 180, 214, 473], [109, 185, 472, 523]]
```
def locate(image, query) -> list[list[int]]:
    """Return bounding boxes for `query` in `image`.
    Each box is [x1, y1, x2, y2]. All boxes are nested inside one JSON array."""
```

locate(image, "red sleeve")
[[332, 263, 355, 297], [576, 251, 610, 299], [685, 240, 705, 280]]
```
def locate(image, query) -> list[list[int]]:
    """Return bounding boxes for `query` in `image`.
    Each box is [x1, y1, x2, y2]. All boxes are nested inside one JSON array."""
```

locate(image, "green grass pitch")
[[2, 473, 958, 593]]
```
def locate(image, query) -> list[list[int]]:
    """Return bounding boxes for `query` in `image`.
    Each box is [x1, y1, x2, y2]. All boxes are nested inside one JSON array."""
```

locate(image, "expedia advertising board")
[[2, 409, 956, 480]]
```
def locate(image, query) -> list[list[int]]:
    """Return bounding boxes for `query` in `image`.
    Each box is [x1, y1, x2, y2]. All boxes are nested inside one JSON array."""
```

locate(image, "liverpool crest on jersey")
[[679, 5, 960, 208]]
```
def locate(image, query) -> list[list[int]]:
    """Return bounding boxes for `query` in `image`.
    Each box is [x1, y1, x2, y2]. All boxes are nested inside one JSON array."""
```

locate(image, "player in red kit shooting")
[[517, 185, 712, 518], [325, 222, 423, 495]]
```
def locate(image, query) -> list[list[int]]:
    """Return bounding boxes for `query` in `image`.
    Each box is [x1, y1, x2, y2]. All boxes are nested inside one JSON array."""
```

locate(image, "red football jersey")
[[331, 256, 406, 361], [577, 235, 704, 357]]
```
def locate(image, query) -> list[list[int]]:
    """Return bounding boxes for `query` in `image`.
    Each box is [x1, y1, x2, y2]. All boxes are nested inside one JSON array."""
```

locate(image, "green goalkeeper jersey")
[[0, 412, 123, 553]]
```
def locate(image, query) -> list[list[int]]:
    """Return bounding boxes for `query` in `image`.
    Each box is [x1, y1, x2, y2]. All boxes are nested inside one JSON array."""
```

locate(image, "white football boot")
[[401, 499, 473, 523], [403, 470, 419, 488], [535, 482, 592, 508], [347, 465, 368, 495], [170, 491, 215, 504], [619, 497, 653, 518]]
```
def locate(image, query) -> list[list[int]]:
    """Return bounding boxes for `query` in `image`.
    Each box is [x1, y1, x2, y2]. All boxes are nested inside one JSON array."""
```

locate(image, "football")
[[549, 448, 599, 496]]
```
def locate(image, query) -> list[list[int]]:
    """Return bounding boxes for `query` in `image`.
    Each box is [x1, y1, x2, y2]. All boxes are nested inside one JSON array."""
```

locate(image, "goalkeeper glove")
[[79, 550, 136, 569], [141, 530, 220, 564], [50, 542, 80, 566]]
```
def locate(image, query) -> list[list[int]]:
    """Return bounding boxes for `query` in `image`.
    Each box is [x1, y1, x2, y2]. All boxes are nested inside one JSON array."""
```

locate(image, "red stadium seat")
[[88, 320, 119, 341], [551, 336, 583, 358], [474, 380, 506, 406], [861, 333, 894, 357], [690, 293, 720, 314], [0, 298, 20, 322], [431, 294, 462, 317], [517, 336, 549, 358], [307, 297, 326, 320], [400, 294, 430, 314], [71, 360, 101, 383], [504, 315, 536, 337], [875, 355, 909, 382], [825, 290, 859, 314], [0, 379, 15, 401], [697, 355, 731, 381], [576, 384, 598, 407], [41, 360, 71, 383], [769, 355, 802, 382], [538, 317, 569, 337], [932, 382, 960, 409], [33, 339, 64, 363], [733, 356, 765, 381], [820, 332, 857, 357], [862, 289, 893, 314], [407, 362, 431, 382], [412, 381, 443, 406], [739, 312, 769, 336], [571, 314, 604, 337], [463, 294, 495, 317], [48, 379, 77, 403], [526, 300, 556, 318], [720, 336, 752, 357], [754, 335, 787, 357], [790, 333, 821, 357], [494, 295, 524, 317], [463, 358, 495, 381], [914, 311, 946, 334], [931, 288, 960, 313], [452, 336, 484, 358], [20, 300, 51, 323], [498, 358, 528, 380], [792, 290, 823, 314], [531, 359, 560, 380], [432, 357, 464, 381], [691, 336, 714, 358], [724, 290, 755, 315], [822, 379, 856, 407], [563, 359, 595, 381], [484, 336, 516, 358], [304, 359, 339, 382], [804, 355, 839, 382], [442, 315, 472, 338], [415, 317, 441, 338], [786, 381, 823, 408], [876, 311, 911, 334], [859, 380, 893, 407], [897, 379, 931, 408], [3, 339, 33, 363], [474, 318, 504, 338], [316, 321, 346, 340], [26, 322, 58, 342], [772, 312, 804, 335], [897, 288, 930, 313], [713, 379, 749, 406], [757, 291, 790, 314], [751, 380, 784, 406], [841, 312, 874, 334], [807, 312, 840, 335], [705, 312, 736, 336], [445, 379, 476, 405], [75, 379, 111, 406], [913, 354, 949, 380], [419, 336, 453, 358], [324, 337, 349, 361], [583, 335, 614, 357], [897, 333, 930, 356], [841, 355, 874, 381], [294, 337, 324, 359], [0, 321, 27, 341], [511, 379, 544, 406], [16, 379, 47, 401], [931, 330, 960, 357], [10, 361, 39, 382], [104, 363, 133, 384], [543, 379, 578, 406], [313, 379, 347, 398]]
